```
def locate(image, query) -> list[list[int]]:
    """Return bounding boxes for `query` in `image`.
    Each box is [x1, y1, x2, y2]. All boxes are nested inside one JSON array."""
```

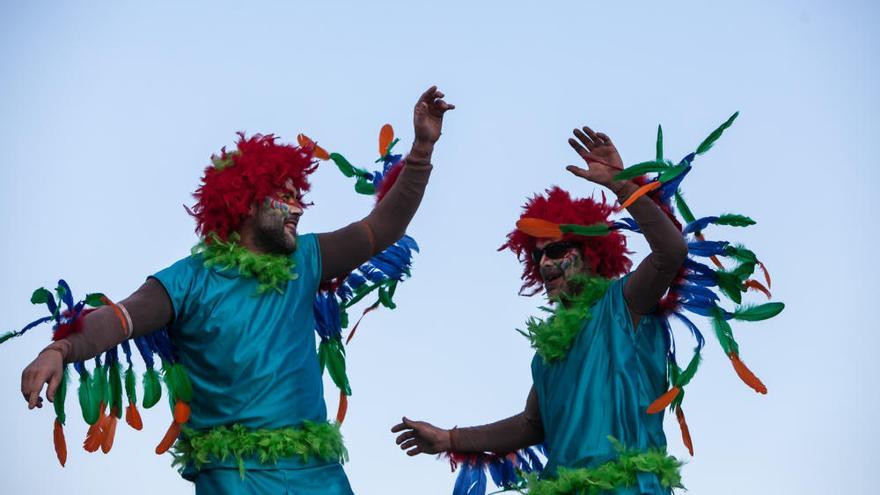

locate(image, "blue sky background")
[[1, 1, 877, 493]]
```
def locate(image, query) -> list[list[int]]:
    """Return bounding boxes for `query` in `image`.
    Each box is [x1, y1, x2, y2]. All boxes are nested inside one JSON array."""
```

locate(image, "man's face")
[[252, 179, 304, 255], [535, 239, 585, 299]]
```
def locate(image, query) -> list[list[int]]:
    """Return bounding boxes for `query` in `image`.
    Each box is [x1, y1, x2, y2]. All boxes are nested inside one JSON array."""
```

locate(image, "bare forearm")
[[616, 183, 688, 315], [43, 278, 173, 363]]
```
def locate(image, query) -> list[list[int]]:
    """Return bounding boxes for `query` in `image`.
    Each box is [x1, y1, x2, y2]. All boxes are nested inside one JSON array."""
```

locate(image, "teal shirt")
[[531, 277, 670, 494], [152, 234, 330, 473]]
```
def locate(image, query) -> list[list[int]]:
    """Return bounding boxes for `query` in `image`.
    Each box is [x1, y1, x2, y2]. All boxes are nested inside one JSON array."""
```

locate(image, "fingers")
[[46, 369, 61, 403], [596, 132, 613, 145], [406, 446, 423, 456], [390, 422, 408, 433], [418, 85, 438, 103], [567, 165, 594, 181], [568, 138, 592, 161], [400, 438, 418, 450], [21, 367, 46, 409], [396, 430, 416, 445], [582, 126, 601, 145]]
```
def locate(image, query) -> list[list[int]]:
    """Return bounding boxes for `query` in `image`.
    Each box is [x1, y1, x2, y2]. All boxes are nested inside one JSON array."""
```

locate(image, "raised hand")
[[412, 85, 455, 146], [391, 417, 451, 456], [566, 126, 633, 194], [20, 349, 64, 409]]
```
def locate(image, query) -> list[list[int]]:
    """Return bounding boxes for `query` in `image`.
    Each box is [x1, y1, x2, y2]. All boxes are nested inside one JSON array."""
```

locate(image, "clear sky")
[[1, 1, 877, 494]]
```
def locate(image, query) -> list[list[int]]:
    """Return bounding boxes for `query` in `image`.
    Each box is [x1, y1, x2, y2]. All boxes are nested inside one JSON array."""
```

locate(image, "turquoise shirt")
[[531, 277, 671, 494], [152, 234, 331, 475]]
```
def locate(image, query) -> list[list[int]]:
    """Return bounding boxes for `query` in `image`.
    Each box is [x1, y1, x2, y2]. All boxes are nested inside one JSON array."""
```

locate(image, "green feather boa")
[[192, 233, 298, 294], [525, 438, 683, 495], [520, 275, 612, 363], [172, 421, 347, 478]]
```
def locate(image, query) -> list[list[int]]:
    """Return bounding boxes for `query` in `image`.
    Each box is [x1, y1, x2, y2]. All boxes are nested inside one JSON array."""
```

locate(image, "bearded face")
[[252, 180, 303, 255], [534, 239, 586, 299]]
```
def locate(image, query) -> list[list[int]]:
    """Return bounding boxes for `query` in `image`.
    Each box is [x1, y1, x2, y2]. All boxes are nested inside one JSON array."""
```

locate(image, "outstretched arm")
[[567, 126, 688, 324], [392, 386, 544, 456], [20, 278, 173, 409], [318, 86, 454, 281]]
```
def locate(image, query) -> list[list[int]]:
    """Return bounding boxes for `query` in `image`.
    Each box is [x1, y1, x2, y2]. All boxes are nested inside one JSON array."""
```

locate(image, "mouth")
[[542, 272, 563, 289], [284, 218, 298, 236]]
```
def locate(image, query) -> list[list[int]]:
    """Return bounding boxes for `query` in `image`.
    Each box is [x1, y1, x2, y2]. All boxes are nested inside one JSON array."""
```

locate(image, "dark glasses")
[[531, 241, 578, 264]]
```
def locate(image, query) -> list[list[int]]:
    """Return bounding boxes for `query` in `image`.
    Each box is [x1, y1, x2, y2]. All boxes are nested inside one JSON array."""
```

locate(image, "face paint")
[[252, 189, 303, 255], [536, 240, 585, 299]]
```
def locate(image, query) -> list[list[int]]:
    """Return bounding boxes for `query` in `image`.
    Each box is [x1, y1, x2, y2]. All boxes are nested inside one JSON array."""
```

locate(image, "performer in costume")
[[393, 116, 783, 494], [15, 85, 454, 494]]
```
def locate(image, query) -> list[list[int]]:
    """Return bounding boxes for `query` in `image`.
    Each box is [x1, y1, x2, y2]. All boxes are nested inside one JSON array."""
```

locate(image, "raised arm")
[[566, 126, 688, 325], [391, 386, 544, 456], [20, 278, 173, 409], [318, 86, 454, 281]]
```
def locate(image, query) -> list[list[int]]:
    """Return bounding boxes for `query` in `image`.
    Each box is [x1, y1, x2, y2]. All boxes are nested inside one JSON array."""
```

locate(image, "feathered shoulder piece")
[[2, 281, 192, 466]]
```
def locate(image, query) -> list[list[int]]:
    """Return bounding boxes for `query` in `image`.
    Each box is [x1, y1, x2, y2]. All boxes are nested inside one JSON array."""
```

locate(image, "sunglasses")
[[531, 241, 578, 264]]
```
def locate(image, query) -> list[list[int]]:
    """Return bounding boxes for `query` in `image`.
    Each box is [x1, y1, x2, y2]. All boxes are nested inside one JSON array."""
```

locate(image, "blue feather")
[[675, 283, 719, 304], [313, 292, 342, 341], [658, 165, 691, 203], [612, 218, 642, 233], [133, 336, 155, 368], [687, 240, 730, 257], [671, 311, 706, 349], [17, 315, 54, 337], [73, 361, 87, 375], [57, 279, 75, 311], [358, 264, 386, 283], [524, 446, 544, 472], [487, 458, 504, 487], [680, 300, 717, 318], [120, 339, 134, 366], [344, 272, 367, 291], [683, 216, 720, 235]]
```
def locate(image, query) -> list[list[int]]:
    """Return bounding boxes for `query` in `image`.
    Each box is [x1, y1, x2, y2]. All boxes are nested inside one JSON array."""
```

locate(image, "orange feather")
[[53, 419, 67, 467], [744, 279, 772, 299], [758, 262, 772, 288], [83, 404, 108, 452], [675, 406, 694, 456], [516, 218, 563, 239], [101, 413, 118, 454], [646, 386, 680, 414], [155, 421, 181, 455], [296, 134, 330, 160], [619, 182, 661, 209], [729, 353, 767, 394], [336, 391, 348, 424], [125, 401, 143, 430], [378, 124, 394, 156], [173, 401, 191, 424]]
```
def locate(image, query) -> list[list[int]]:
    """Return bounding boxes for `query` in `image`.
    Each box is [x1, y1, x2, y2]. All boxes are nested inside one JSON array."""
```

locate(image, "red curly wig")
[[191, 133, 318, 240], [499, 186, 632, 296]]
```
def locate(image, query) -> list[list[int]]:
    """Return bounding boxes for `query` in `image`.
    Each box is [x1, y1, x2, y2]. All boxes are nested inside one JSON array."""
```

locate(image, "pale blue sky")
[[1, 1, 877, 494]]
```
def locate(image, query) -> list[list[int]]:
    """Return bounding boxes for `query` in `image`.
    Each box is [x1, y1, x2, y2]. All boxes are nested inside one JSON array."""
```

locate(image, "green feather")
[[716, 271, 743, 304], [696, 112, 739, 155], [710, 307, 739, 355], [143, 368, 162, 409], [84, 293, 107, 307], [354, 176, 376, 195], [732, 302, 785, 322], [656, 125, 663, 161], [325, 339, 351, 395], [559, 223, 611, 236], [78, 371, 99, 425], [317, 341, 328, 372], [54, 366, 68, 425], [674, 191, 696, 224], [30, 287, 52, 305], [329, 152, 357, 177], [725, 245, 758, 264], [378, 286, 395, 309], [194, 233, 297, 294], [716, 214, 756, 227], [613, 161, 669, 181], [124, 367, 137, 404], [732, 261, 757, 281], [676, 349, 702, 388], [171, 364, 193, 402], [658, 164, 689, 184], [0, 331, 17, 344], [109, 362, 123, 417]]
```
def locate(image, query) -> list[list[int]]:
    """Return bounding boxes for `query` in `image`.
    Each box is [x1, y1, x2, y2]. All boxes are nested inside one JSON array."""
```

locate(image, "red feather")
[[53, 419, 67, 467]]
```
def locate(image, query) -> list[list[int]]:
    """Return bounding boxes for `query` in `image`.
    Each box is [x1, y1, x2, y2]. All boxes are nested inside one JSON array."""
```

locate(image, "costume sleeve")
[[42, 278, 174, 364], [448, 386, 544, 454], [317, 159, 432, 281], [619, 192, 689, 316]]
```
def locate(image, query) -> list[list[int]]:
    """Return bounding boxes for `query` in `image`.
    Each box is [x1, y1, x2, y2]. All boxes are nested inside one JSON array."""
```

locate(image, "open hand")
[[21, 349, 64, 409], [391, 417, 451, 456], [566, 126, 632, 193], [413, 86, 455, 145]]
